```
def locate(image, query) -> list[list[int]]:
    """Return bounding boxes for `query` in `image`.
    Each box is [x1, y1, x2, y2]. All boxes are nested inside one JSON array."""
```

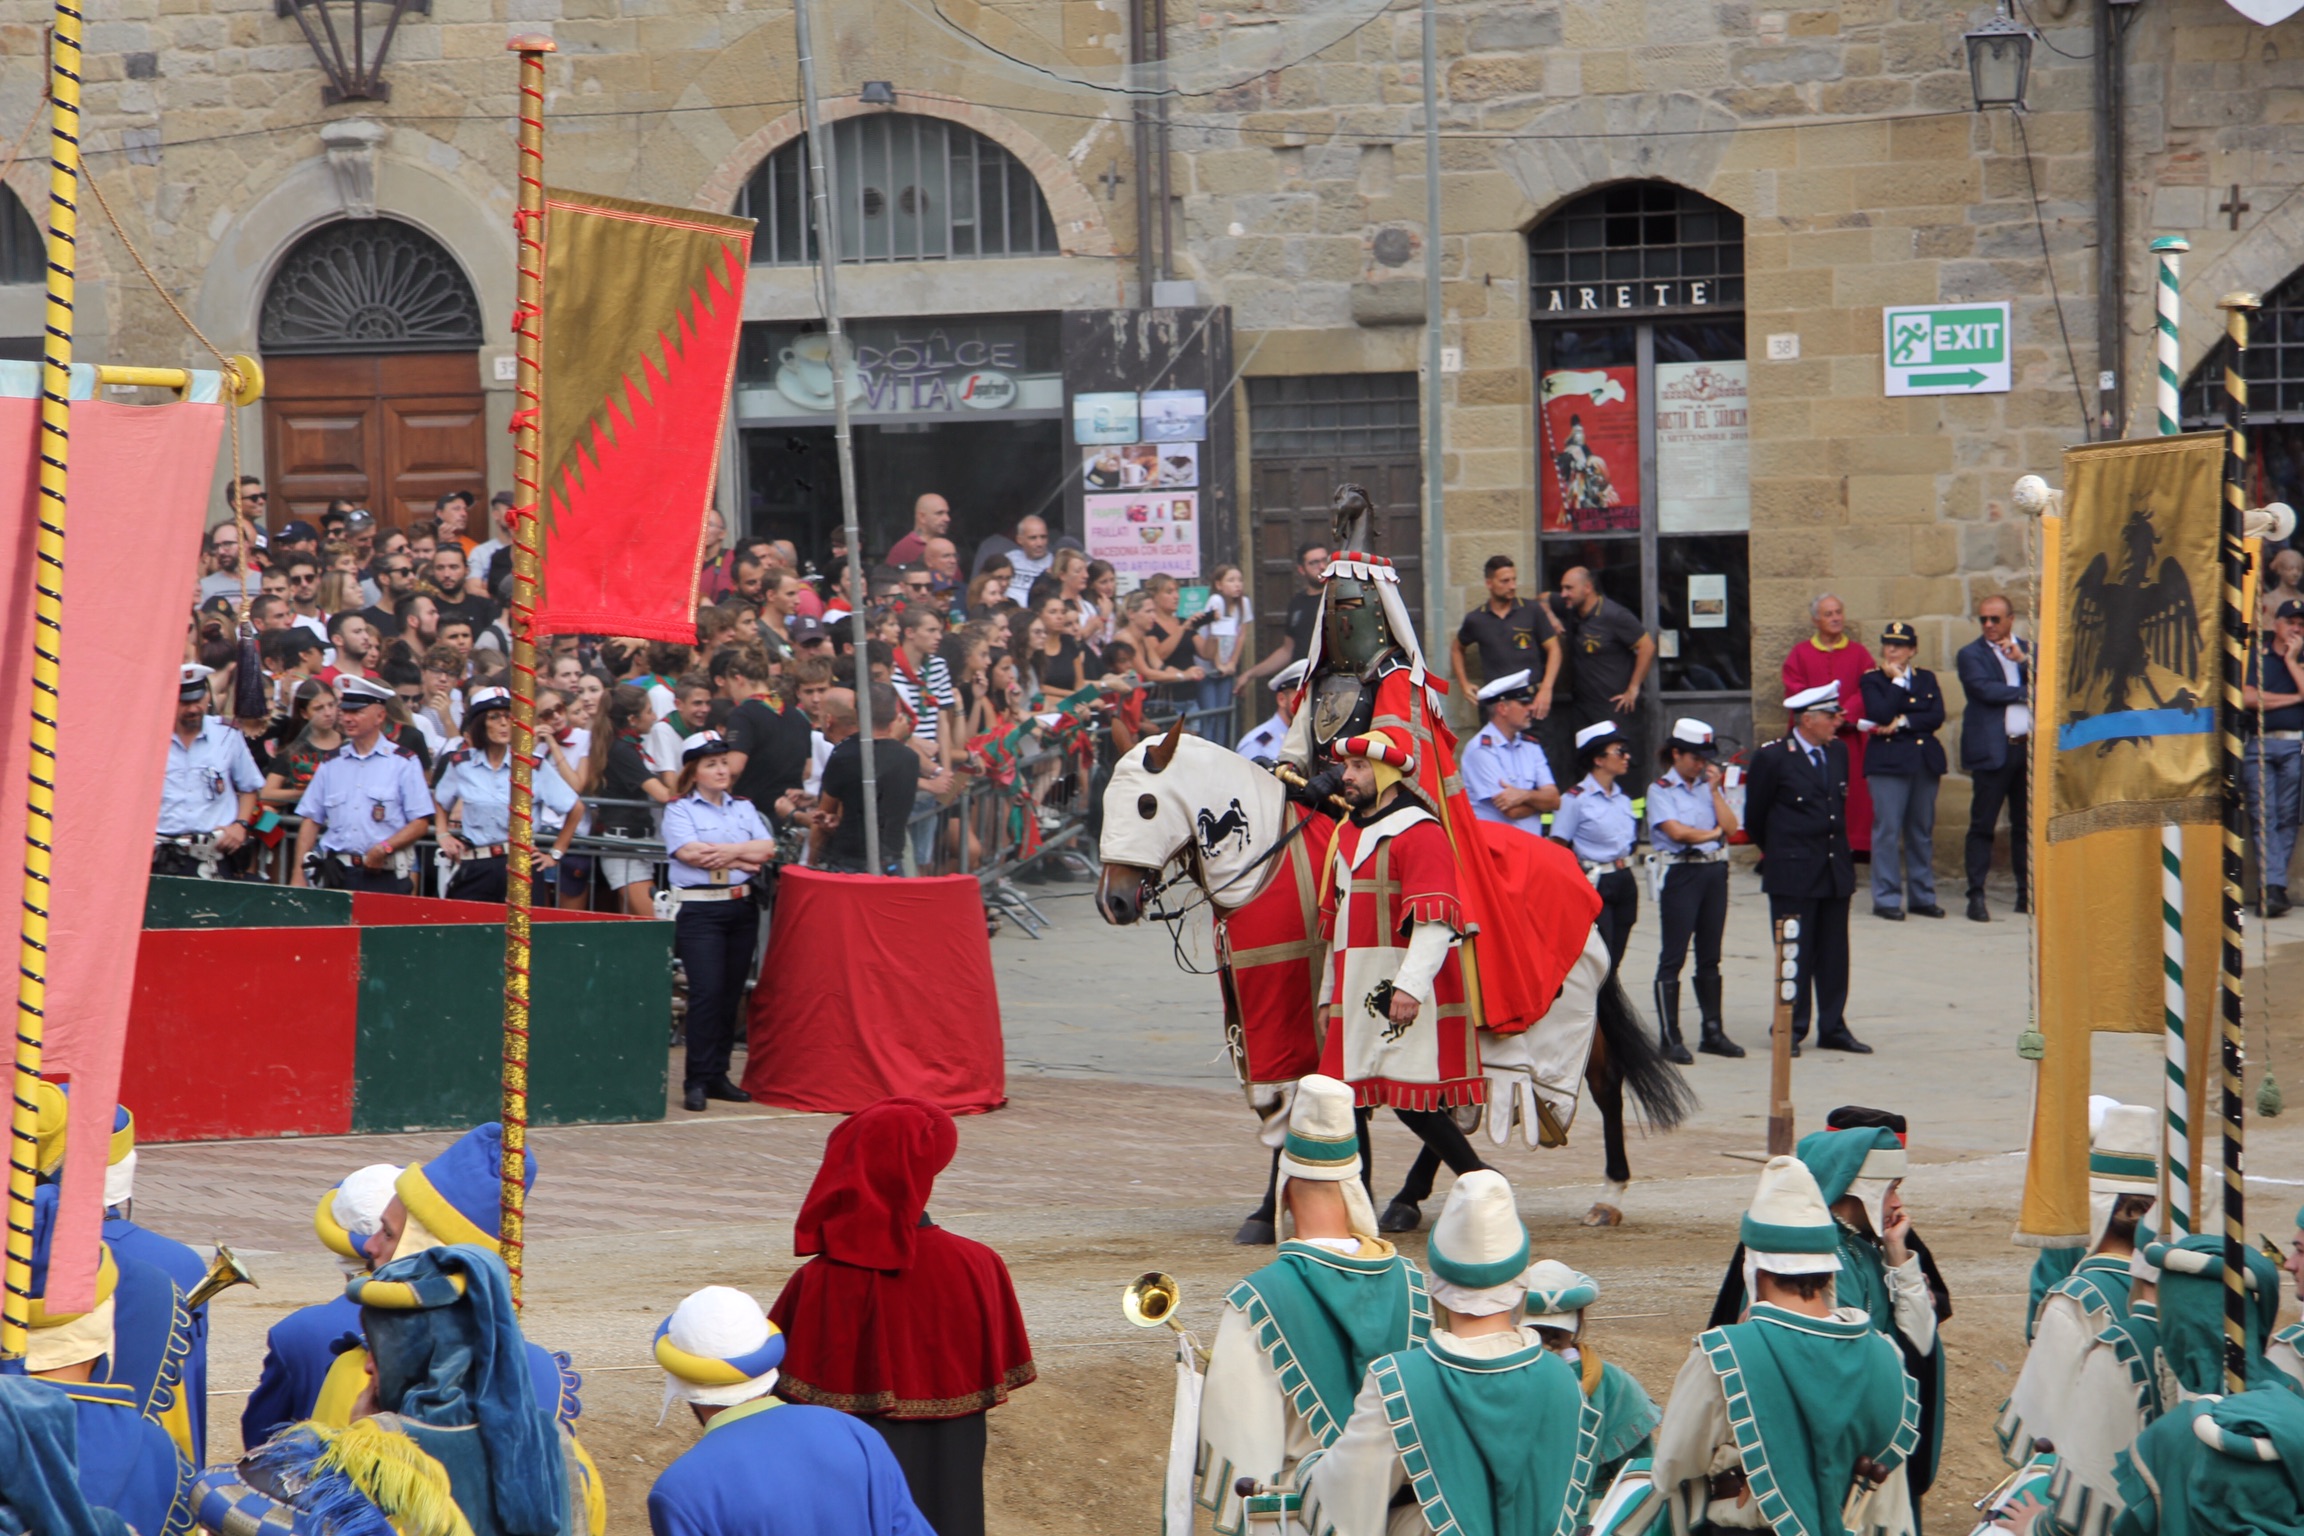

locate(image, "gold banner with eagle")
[[2047, 431, 2225, 842]]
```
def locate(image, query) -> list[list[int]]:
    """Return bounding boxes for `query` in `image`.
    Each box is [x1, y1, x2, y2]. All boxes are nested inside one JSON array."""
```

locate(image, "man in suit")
[[1744, 680, 1870, 1054], [1957, 594, 2032, 923]]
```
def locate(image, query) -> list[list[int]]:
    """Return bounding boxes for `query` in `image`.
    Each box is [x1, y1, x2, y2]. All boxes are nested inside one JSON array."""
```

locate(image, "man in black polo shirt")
[[1234, 541, 1331, 695], [1554, 565, 1656, 792], [720, 650, 811, 825], [816, 683, 919, 875], [1452, 553, 1562, 719], [2244, 597, 2304, 916]]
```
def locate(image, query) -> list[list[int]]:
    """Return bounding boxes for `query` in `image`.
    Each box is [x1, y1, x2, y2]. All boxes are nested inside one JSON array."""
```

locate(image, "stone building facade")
[[2, 0, 2301, 761]]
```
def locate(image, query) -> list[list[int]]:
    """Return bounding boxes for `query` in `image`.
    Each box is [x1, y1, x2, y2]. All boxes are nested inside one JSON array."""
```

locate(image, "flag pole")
[[2214, 288, 2257, 1394], [793, 0, 877, 875], [500, 33, 556, 1309], [2153, 234, 2193, 1239], [5, 0, 81, 1363]]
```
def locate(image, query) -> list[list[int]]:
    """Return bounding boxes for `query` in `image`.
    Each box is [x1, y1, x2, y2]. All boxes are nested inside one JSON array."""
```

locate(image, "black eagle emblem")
[[2065, 506, 2204, 753]]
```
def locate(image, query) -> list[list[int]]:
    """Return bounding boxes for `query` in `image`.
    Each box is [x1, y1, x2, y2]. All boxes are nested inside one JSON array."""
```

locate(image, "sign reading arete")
[[1882, 302, 2012, 397]]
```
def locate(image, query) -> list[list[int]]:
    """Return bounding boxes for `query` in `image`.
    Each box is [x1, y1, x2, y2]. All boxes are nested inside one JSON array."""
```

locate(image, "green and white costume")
[[2262, 1205, 2304, 1396], [2109, 1387, 2304, 1536], [1650, 1155, 1918, 1536], [2034, 1245, 2169, 1536], [1196, 1075, 1430, 1536], [1299, 1170, 1604, 1536], [1524, 1260, 1659, 1509]]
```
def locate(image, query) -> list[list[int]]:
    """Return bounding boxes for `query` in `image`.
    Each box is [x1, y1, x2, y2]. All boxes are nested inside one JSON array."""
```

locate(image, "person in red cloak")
[[1781, 593, 1875, 856], [768, 1098, 1034, 1536]]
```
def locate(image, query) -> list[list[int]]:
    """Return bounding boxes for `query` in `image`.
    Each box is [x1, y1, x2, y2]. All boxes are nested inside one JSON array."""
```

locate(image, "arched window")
[[259, 218, 485, 355], [0, 187, 40, 285], [2181, 266, 2304, 515], [1529, 182, 1751, 710], [738, 115, 1061, 266]]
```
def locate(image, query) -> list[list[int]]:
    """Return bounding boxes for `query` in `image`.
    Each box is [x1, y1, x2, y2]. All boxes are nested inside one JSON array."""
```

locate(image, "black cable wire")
[[913, 0, 1394, 99], [2011, 0, 2095, 59], [2012, 109, 2093, 435]]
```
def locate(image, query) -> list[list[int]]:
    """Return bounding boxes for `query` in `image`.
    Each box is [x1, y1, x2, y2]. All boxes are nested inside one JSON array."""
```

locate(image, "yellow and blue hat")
[[653, 1300, 786, 1387], [655, 1286, 785, 1414], [395, 1124, 536, 1255], [314, 1164, 404, 1265], [27, 1083, 133, 1185]]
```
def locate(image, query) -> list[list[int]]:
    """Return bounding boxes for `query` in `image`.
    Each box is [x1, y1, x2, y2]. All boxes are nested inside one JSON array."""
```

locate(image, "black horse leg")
[[1245, 1146, 1281, 1223], [1584, 1038, 1631, 1224], [1376, 1109, 1489, 1233]]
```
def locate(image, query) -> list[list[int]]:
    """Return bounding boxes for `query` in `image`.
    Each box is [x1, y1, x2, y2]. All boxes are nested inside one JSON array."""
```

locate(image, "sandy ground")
[[148, 861, 2304, 1534]]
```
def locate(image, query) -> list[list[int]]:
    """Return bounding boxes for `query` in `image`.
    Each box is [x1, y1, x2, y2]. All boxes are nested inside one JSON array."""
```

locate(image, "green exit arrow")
[[1908, 368, 1987, 387]]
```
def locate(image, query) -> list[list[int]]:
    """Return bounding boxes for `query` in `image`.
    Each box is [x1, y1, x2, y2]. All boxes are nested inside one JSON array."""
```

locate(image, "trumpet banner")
[[534, 190, 753, 641], [2046, 431, 2224, 841]]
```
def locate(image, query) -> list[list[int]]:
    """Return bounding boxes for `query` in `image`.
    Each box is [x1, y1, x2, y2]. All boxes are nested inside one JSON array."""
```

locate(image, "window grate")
[[738, 115, 1061, 266], [258, 218, 484, 355], [1248, 373, 1420, 458], [0, 188, 39, 286], [1528, 183, 1744, 312], [2183, 267, 2304, 425]]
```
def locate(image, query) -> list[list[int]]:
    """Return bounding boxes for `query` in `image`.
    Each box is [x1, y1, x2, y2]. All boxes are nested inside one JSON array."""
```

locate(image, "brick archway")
[[693, 94, 1113, 260]]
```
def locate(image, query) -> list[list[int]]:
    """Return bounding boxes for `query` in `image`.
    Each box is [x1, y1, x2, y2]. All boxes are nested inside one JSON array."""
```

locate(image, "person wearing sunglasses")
[[1956, 593, 2032, 923], [1743, 679, 1869, 1054]]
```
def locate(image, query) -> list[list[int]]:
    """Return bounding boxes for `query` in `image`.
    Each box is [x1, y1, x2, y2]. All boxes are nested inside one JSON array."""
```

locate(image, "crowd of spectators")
[[165, 483, 1242, 905]]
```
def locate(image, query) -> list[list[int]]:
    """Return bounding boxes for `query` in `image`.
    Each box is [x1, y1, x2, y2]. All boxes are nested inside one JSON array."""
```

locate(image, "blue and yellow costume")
[[0, 1373, 137, 1536], [243, 1165, 399, 1448]]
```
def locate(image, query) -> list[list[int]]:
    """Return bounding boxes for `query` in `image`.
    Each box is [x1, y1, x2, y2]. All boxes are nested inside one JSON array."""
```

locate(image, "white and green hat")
[[1522, 1259, 1599, 1330], [1428, 1169, 1531, 1308], [1277, 1075, 1379, 1240], [2088, 1102, 2158, 1250], [1740, 1155, 1842, 1276]]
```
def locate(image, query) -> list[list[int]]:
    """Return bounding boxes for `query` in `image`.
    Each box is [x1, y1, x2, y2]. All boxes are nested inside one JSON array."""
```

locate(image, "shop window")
[[2182, 266, 2304, 527], [1529, 184, 1749, 700], [0, 187, 38, 285], [738, 116, 1061, 266]]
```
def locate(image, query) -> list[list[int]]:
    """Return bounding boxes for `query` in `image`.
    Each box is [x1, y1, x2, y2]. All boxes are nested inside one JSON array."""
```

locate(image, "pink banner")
[[0, 396, 226, 1307]]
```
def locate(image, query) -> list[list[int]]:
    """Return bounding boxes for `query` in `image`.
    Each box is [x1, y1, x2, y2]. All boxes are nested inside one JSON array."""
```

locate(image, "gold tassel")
[[315, 1419, 477, 1536]]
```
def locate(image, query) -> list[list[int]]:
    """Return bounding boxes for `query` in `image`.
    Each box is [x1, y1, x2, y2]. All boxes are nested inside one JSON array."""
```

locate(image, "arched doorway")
[[0, 185, 42, 361], [1528, 180, 1751, 769], [259, 217, 488, 525], [2182, 265, 2304, 535]]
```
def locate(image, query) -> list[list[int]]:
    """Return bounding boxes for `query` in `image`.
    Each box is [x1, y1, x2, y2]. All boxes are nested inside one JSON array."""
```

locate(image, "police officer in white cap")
[[432, 685, 584, 903], [1238, 659, 1310, 763], [1551, 720, 1641, 977], [1459, 670, 1560, 837], [1649, 717, 1741, 1062], [292, 673, 433, 893], [663, 730, 777, 1112], [156, 663, 263, 879], [1743, 680, 1867, 1054]]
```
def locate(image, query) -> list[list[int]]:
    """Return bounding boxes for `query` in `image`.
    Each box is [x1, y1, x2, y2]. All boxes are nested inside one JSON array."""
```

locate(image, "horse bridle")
[[1140, 798, 1323, 926]]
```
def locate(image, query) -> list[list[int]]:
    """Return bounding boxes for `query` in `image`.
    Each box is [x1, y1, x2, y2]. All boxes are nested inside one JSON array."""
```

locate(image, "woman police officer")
[[1648, 718, 1742, 1062], [662, 731, 777, 1113], [433, 687, 583, 903]]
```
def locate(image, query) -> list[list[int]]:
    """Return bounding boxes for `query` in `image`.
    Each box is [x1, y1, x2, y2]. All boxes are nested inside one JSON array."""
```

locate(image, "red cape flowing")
[[1781, 638, 1875, 853], [771, 1099, 1035, 1419]]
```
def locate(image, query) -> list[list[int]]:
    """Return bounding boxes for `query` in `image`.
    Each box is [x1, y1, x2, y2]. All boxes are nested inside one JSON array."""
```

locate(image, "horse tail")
[[1594, 972, 1697, 1133]]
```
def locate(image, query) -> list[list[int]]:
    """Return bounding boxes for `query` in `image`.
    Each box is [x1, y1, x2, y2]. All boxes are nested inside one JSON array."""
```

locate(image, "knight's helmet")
[[1318, 483, 1404, 678]]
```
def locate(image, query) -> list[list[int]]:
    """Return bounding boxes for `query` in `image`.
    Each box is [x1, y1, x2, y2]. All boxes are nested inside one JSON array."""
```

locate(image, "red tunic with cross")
[[1316, 802, 1482, 1110]]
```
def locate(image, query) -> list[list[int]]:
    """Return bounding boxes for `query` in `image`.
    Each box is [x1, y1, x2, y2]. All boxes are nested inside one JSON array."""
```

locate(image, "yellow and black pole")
[[499, 33, 555, 1309], [5, 0, 83, 1363], [2215, 289, 2258, 1395]]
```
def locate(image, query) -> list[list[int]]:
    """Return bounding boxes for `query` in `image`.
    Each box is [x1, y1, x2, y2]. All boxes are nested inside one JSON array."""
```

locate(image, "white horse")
[[1095, 721, 1690, 1231]]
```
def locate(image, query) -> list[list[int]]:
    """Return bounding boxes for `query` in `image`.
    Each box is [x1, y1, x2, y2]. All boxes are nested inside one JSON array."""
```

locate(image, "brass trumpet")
[[1123, 1272, 1209, 1365], [183, 1246, 258, 1311]]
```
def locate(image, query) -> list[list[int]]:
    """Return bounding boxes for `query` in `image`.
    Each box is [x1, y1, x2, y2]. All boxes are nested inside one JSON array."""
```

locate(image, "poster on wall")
[[1655, 361, 1751, 533], [1081, 442, 1199, 491], [1687, 573, 1728, 629], [1141, 389, 1208, 442], [1073, 391, 1140, 444], [1539, 366, 1640, 532], [1084, 490, 1201, 592]]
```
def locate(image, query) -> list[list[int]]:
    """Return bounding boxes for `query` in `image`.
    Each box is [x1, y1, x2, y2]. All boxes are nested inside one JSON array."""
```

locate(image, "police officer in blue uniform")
[[1857, 621, 1948, 922], [432, 686, 583, 903], [665, 731, 779, 1113], [1550, 719, 1641, 978], [1458, 669, 1561, 836], [1648, 716, 1742, 1063], [1743, 679, 1869, 1055], [156, 663, 263, 879], [291, 674, 434, 894]]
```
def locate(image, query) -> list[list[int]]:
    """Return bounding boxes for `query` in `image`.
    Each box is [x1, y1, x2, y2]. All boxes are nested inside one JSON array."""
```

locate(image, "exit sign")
[[1882, 302, 2012, 396]]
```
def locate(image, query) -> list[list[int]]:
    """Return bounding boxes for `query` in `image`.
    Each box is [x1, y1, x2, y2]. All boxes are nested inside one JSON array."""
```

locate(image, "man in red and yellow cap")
[[1317, 730, 1492, 1205]]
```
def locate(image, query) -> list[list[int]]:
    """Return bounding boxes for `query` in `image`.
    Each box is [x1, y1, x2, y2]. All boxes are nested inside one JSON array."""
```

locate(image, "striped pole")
[[2215, 289, 2257, 1394], [499, 34, 555, 1309], [5, 0, 83, 1363], [2154, 235, 2193, 1237]]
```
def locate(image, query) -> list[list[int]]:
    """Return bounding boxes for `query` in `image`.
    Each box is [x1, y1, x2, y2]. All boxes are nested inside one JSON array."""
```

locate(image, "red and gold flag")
[[535, 190, 752, 640]]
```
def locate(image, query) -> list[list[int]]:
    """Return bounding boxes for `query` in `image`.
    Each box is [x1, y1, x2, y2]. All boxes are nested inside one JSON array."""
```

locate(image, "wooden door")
[[1246, 374, 1425, 663], [263, 352, 486, 528]]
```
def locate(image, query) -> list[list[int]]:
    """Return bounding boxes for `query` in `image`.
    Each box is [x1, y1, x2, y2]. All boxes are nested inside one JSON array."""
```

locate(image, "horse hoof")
[[1378, 1200, 1423, 1234], [1234, 1218, 1277, 1246], [1581, 1203, 1623, 1228]]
